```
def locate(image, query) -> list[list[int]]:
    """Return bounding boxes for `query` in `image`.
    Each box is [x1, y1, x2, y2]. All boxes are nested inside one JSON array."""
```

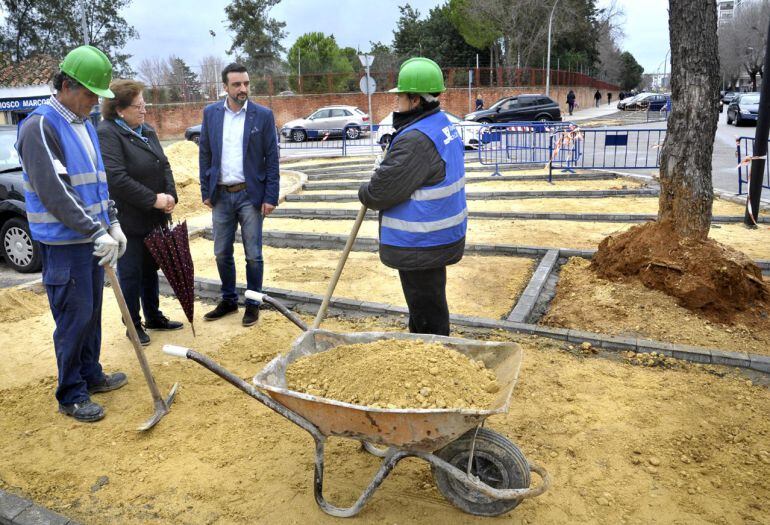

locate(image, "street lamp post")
[[545, 0, 560, 97]]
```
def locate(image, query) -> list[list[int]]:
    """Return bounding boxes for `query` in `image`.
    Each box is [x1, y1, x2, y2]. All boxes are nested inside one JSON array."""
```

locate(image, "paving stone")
[[749, 353, 770, 373], [12, 505, 71, 525], [597, 334, 638, 351], [635, 339, 676, 356], [671, 345, 712, 364], [710, 349, 750, 368], [532, 326, 571, 340], [357, 301, 389, 313], [566, 329, 605, 346], [0, 490, 31, 522]]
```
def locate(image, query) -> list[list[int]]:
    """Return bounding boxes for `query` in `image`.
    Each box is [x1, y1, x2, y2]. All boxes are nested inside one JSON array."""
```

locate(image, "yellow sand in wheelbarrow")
[[163, 207, 550, 518]]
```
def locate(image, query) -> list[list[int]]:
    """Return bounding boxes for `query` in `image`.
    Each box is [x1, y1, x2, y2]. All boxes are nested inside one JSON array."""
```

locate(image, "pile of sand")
[[0, 287, 48, 323], [285, 339, 500, 409]]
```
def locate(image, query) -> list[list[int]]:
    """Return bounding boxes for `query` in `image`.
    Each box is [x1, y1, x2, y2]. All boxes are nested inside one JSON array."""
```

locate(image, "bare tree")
[[199, 55, 226, 99], [596, 1, 625, 85], [717, 0, 770, 90], [658, 0, 721, 238]]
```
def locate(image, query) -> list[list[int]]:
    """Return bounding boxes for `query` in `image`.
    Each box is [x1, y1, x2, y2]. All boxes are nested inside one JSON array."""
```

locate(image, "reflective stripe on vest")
[[381, 111, 467, 248], [21, 104, 111, 243]]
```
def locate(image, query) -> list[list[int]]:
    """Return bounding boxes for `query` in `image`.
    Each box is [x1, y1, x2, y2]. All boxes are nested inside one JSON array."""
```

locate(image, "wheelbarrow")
[[163, 325, 549, 517]]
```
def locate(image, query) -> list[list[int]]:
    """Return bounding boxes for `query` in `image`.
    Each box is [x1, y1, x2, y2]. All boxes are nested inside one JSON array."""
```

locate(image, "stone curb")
[[0, 489, 79, 525], [507, 250, 559, 323], [181, 275, 770, 374], [285, 188, 660, 203], [271, 207, 767, 224], [304, 172, 618, 185]]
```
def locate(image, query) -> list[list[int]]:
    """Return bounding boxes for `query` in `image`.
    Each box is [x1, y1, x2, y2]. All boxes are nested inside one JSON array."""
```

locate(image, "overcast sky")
[[121, 0, 671, 75]]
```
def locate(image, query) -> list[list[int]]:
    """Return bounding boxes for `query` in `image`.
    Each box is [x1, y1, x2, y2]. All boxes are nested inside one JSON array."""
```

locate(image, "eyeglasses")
[[129, 103, 147, 111]]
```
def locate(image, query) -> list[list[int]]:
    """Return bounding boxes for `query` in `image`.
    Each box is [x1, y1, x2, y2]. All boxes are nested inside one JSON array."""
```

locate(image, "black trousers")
[[398, 267, 450, 336], [117, 235, 163, 326]]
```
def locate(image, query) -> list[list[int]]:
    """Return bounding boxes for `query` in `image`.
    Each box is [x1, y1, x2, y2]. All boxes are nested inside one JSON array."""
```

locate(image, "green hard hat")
[[389, 57, 445, 94], [59, 46, 114, 98]]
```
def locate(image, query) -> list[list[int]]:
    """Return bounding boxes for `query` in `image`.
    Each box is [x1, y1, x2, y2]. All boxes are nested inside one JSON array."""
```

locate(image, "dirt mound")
[[591, 220, 770, 322], [0, 287, 48, 322], [285, 339, 500, 409]]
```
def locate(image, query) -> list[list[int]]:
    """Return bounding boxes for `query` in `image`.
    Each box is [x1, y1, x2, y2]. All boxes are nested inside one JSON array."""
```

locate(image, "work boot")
[[242, 304, 260, 327], [126, 324, 150, 346], [204, 300, 238, 321], [59, 399, 105, 422], [88, 372, 128, 394], [145, 315, 183, 331]]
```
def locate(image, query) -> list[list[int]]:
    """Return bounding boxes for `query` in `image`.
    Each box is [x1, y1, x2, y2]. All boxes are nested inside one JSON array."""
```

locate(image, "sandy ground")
[[300, 178, 645, 196], [261, 218, 770, 261], [543, 258, 770, 355], [277, 197, 747, 216], [0, 296, 767, 525], [189, 239, 534, 320]]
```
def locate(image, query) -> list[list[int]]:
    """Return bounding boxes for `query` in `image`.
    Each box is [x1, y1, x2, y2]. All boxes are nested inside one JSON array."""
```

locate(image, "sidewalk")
[[567, 104, 619, 122]]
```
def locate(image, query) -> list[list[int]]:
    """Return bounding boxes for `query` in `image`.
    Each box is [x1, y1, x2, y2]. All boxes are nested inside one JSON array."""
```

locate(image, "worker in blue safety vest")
[[358, 57, 467, 336]]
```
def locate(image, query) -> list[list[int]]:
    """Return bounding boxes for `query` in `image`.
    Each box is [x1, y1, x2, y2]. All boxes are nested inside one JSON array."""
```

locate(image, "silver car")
[[280, 105, 370, 142]]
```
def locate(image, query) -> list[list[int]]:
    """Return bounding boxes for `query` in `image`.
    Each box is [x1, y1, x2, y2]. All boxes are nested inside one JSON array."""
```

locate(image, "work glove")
[[372, 153, 383, 172], [93, 232, 120, 267], [109, 223, 127, 258]]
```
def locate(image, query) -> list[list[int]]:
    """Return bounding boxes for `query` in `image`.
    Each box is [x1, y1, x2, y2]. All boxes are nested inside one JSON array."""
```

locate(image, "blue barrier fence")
[[736, 136, 770, 195], [278, 124, 374, 155], [477, 122, 577, 175]]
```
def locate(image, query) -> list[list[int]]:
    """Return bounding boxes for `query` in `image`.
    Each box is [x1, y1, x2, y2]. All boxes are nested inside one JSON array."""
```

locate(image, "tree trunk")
[[658, 0, 721, 240]]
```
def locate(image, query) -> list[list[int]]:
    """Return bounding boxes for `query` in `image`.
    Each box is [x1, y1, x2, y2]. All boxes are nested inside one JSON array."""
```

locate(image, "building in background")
[[718, 0, 744, 25], [0, 55, 58, 125]]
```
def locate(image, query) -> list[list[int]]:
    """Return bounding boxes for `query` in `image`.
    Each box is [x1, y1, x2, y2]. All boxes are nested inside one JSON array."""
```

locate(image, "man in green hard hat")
[[358, 57, 467, 336], [16, 45, 129, 423]]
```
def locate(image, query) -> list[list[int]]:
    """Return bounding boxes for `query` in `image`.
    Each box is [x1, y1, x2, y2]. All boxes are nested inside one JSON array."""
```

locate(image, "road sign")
[[360, 75, 376, 95], [358, 54, 374, 68]]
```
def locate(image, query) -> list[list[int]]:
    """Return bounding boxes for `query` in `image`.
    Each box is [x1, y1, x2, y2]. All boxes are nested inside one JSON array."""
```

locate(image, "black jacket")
[[359, 106, 465, 271], [97, 120, 178, 237]]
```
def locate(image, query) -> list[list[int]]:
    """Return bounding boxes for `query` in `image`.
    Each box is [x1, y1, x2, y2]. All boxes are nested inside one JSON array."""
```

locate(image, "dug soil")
[[543, 258, 770, 356], [591, 221, 770, 324], [189, 239, 535, 319], [0, 286, 48, 323], [0, 299, 768, 524], [286, 339, 499, 409]]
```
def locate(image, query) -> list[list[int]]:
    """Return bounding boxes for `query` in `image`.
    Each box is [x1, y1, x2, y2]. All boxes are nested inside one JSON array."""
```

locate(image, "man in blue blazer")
[[199, 63, 280, 326]]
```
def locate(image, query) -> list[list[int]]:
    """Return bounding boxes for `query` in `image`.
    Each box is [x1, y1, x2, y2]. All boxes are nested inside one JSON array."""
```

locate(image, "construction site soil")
[[0, 296, 768, 524], [189, 238, 535, 319]]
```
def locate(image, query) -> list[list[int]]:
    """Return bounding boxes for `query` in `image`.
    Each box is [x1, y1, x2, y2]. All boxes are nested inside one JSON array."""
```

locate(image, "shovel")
[[104, 264, 178, 431]]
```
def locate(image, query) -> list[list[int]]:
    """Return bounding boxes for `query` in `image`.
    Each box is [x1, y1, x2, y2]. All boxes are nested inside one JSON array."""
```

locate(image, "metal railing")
[[477, 122, 578, 176], [279, 124, 375, 156], [736, 136, 770, 195], [549, 128, 666, 179]]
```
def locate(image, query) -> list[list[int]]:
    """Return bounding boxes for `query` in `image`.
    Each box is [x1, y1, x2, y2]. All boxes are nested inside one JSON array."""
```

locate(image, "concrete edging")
[[507, 250, 559, 323], [180, 275, 770, 374], [0, 489, 79, 525]]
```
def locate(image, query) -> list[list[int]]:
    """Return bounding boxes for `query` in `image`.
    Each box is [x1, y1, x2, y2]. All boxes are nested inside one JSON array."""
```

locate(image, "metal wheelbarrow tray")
[[165, 329, 549, 518]]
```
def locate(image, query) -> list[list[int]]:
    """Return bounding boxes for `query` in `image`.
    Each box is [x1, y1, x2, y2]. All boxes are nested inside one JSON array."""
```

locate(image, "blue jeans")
[[212, 189, 264, 305], [40, 243, 105, 405], [117, 235, 162, 326]]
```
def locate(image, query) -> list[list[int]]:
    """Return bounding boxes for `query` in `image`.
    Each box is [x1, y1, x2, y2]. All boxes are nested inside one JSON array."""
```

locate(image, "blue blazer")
[[198, 100, 280, 207]]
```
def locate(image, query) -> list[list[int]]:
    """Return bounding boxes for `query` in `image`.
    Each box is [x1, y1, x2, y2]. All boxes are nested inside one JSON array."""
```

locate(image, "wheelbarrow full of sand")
[[164, 328, 549, 517], [162, 206, 550, 517]]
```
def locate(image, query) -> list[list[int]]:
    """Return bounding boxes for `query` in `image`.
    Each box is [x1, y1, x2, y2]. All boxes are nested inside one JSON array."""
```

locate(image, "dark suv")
[[0, 125, 41, 273], [464, 94, 562, 123]]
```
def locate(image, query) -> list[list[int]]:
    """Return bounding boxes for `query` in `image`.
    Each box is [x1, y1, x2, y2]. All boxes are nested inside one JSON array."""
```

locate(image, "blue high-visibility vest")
[[381, 111, 467, 248], [21, 104, 112, 243]]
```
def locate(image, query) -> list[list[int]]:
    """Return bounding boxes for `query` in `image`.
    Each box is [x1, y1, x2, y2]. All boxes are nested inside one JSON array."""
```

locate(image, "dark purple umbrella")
[[145, 221, 196, 335]]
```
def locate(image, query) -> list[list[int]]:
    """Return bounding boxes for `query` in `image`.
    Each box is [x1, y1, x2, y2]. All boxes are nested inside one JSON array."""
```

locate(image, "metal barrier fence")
[[736, 136, 770, 194], [477, 124, 666, 180], [477, 122, 577, 175], [278, 124, 374, 155]]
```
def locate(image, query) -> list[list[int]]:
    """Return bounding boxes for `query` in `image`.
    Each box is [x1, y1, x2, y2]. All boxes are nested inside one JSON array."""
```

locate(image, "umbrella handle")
[[104, 264, 166, 405], [312, 205, 367, 329]]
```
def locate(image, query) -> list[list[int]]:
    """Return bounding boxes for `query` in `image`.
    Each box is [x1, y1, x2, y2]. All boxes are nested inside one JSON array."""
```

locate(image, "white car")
[[280, 105, 370, 142], [375, 111, 481, 150]]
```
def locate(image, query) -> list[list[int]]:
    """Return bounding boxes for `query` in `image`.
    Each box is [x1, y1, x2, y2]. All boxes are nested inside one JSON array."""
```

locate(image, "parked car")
[[727, 92, 760, 126], [375, 111, 480, 149], [464, 94, 561, 123], [185, 124, 202, 144], [0, 125, 41, 273], [625, 93, 670, 111], [722, 91, 738, 107], [617, 92, 651, 110], [280, 105, 370, 142]]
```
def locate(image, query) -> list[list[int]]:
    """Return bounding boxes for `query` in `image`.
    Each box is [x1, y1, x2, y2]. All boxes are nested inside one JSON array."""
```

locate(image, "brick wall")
[[145, 85, 617, 140]]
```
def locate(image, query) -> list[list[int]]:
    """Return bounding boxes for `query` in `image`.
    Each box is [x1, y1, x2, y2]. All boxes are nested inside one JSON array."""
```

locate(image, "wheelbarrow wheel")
[[431, 428, 530, 517]]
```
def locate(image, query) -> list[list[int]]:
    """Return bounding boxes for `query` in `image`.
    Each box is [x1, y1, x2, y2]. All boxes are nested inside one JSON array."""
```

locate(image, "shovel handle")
[[104, 264, 165, 404], [312, 204, 367, 330]]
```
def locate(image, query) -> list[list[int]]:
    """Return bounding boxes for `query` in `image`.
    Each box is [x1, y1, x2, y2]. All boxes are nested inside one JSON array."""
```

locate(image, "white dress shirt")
[[220, 100, 247, 185]]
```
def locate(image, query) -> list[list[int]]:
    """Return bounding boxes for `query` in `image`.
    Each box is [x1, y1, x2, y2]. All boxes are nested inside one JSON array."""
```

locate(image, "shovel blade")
[[137, 382, 179, 432]]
